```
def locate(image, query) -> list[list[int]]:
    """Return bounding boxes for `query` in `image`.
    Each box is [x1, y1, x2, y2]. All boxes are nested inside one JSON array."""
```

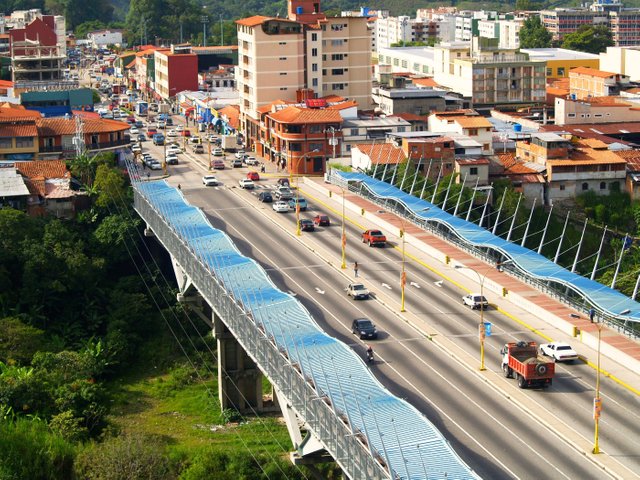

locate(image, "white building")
[[600, 46, 640, 81], [88, 30, 123, 48], [377, 46, 435, 76]]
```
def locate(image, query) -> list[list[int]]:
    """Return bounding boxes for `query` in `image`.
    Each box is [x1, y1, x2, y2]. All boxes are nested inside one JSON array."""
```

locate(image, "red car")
[[313, 214, 330, 226], [181, 129, 191, 137], [146, 128, 158, 138], [247, 171, 260, 181]]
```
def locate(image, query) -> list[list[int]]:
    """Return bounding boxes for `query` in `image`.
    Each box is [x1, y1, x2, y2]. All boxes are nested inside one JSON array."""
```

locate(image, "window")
[[401, 60, 408, 68], [312, 63, 318, 72], [15, 137, 33, 148], [279, 57, 287, 60], [332, 83, 345, 90], [279, 42, 287, 45], [309, 142, 324, 151], [331, 54, 344, 61], [309, 125, 323, 133], [470, 167, 478, 175], [311, 33, 318, 41], [350, 128, 359, 136], [568, 113, 576, 118], [280, 72, 287, 75], [582, 182, 589, 191], [331, 39, 344, 46], [311, 48, 318, 57], [559, 184, 566, 191], [312, 78, 318, 87], [557, 67, 565, 76], [331, 68, 344, 75], [468, 128, 478, 136], [600, 181, 606, 190], [393, 59, 399, 66], [279, 87, 288, 90], [0, 137, 11, 149], [546, 68, 553, 76]]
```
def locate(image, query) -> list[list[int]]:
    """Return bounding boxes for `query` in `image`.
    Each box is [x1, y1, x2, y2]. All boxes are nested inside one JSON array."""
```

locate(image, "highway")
[[140, 134, 640, 479]]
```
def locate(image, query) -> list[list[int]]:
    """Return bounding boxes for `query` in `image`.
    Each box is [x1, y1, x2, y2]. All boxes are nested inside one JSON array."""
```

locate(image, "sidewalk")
[[302, 176, 640, 395]]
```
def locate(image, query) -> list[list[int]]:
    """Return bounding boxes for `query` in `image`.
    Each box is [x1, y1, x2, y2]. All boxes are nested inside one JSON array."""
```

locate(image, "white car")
[[129, 126, 139, 134], [176, 125, 184, 132], [212, 148, 224, 156], [166, 154, 178, 165], [539, 342, 578, 362], [238, 179, 255, 189], [462, 293, 489, 310], [167, 129, 178, 138], [166, 145, 182, 155], [347, 283, 370, 300], [235, 150, 246, 159], [272, 201, 290, 213], [202, 175, 219, 186], [131, 144, 141, 153], [244, 156, 260, 166]]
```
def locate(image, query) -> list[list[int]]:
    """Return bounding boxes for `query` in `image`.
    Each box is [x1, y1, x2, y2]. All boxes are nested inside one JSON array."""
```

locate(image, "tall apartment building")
[[235, 0, 372, 146], [376, 15, 455, 50], [432, 38, 546, 107], [541, 0, 640, 46]]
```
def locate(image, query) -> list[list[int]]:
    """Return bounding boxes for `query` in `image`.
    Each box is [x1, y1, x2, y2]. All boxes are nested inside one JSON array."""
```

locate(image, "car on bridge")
[[462, 293, 488, 310], [313, 214, 330, 226], [299, 219, 314, 231], [347, 282, 370, 300], [272, 201, 290, 213], [352, 318, 378, 339], [247, 171, 260, 181], [238, 179, 255, 189], [288, 197, 308, 211], [202, 175, 219, 186], [539, 342, 578, 362], [362, 229, 386, 247], [275, 187, 293, 201], [258, 191, 273, 203], [166, 154, 179, 165]]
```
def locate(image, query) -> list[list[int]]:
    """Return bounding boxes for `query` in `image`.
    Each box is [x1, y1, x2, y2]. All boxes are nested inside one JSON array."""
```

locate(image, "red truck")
[[501, 341, 554, 389], [362, 229, 387, 247]]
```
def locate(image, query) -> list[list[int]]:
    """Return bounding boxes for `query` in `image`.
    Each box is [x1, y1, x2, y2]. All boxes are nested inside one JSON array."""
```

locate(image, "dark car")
[[351, 318, 378, 339], [299, 219, 314, 231], [276, 178, 290, 187], [258, 191, 273, 203], [137, 133, 146, 142], [313, 214, 330, 226], [134, 120, 144, 128]]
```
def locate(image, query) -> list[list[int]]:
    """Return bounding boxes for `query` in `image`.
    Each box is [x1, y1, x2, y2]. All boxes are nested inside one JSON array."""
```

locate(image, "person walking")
[[589, 307, 595, 323], [354, 261, 359, 278]]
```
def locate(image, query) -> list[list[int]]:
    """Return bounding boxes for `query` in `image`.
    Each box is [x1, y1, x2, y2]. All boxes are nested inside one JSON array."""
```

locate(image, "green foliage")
[[93, 164, 127, 208], [74, 20, 108, 40], [328, 162, 352, 172], [0, 317, 45, 365], [74, 433, 172, 480], [519, 15, 552, 49], [561, 25, 614, 54], [0, 417, 75, 479], [44, 0, 114, 29]]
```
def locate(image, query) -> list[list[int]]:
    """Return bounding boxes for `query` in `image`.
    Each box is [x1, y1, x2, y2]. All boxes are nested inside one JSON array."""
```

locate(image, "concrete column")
[[212, 313, 263, 412]]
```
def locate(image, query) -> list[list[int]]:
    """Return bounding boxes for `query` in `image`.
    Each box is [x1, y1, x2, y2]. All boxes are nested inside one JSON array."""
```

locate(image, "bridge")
[[129, 163, 480, 480]]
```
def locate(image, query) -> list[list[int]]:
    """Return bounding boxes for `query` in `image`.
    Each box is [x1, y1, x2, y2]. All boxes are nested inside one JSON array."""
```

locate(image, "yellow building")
[[520, 48, 599, 78]]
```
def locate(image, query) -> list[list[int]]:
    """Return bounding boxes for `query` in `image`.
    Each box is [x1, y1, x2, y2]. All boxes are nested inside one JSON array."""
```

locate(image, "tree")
[[519, 16, 552, 49], [562, 25, 614, 54], [0, 317, 45, 365], [93, 164, 126, 209]]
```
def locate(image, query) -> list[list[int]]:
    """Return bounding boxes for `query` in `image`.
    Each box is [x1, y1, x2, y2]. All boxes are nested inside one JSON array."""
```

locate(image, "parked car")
[[131, 144, 141, 153], [234, 150, 246, 159], [166, 154, 179, 165], [258, 191, 273, 203], [347, 283, 370, 300], [148, 160, 162, 170], [247, 171, 260, 181], [351, 318, 378, 339], [212, 147, 223, 156], [462, 293, 489, 310], [192, 144, 204, 154], [313, 214, 330, 226], [299, 219, 315, 231], [232, 158, 243, 168], [202, 175, 219, 186], [166, 145, 182, 155], [539, 342, 578, 362], [288, 197, 308, 211], [272, 201, 290, 213], [244, 156, 260, 166], [129, 126, 139, 134], [212, 159, 225, 169], [136, 133, 146, 142], [238, 179, 255, 189]]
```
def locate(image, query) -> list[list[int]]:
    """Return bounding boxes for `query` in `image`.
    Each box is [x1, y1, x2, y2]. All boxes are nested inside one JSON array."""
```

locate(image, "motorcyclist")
[[366, 344, 374, 362]]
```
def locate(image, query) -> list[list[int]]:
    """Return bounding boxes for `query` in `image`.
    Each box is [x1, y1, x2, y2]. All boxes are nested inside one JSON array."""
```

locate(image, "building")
[[87, 30, 123, 48], [554, 95, 640, 125], [520, 48, 600, 78], [262, 104, 343, 174], [516, 132, 627, 203], [236, 0, 373, 149], [428, 109, 495, 154], [342, 116, 411, 156], [372, 81, 450, 116], [432, 38, 547, 108], [568, 66, 630, 100], [600, 46, 640, 81], [541, 0, 640, 47], [20, 88, 94, 117], [350, 142, 405, 172], [14, 160, 77, 218], [377, 46, 436, 76], [153, 44, 199, 101]]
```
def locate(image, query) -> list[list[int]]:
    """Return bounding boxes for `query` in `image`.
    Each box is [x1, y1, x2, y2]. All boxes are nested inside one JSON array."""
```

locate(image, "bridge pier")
[[213, 313, 265, 413]]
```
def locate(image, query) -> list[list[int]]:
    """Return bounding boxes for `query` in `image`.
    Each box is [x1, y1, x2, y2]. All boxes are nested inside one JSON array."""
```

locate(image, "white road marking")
[[315, 287, 325, 295], [410, 281, 421, 288], [381, 283, 392, 290]]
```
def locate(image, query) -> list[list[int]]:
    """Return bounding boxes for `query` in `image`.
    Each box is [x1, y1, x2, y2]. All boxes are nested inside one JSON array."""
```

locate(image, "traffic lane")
[[201, 189, 605, 478]]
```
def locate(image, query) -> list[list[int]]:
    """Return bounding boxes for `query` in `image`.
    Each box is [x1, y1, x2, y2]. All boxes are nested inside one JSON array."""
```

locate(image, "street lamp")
[[593, 320, 603, 454], [454, 264, 488, 371], [341, 186, 347, 269], [400, 224, 406, 312]]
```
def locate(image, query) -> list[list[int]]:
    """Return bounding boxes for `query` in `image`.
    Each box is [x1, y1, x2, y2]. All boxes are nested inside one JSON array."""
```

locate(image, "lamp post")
[[593, 320, 603, 454], [400, 223, 406, 312], [454, 264, 488, 371], [341, 186, 347, 269]]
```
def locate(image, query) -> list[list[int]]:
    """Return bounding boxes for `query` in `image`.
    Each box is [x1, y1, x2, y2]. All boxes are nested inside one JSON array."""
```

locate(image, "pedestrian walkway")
[[303, 177, 640, 394]]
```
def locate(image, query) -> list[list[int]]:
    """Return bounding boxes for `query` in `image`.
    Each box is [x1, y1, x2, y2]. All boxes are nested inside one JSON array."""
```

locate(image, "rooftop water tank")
[[296, 6, 303, 14], [360, 6, 370, 16], [514, 123, 522, 132]]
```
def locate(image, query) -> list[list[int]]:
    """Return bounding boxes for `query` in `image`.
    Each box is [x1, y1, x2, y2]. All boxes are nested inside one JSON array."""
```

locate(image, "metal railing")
[[133, 189, 389, 480]]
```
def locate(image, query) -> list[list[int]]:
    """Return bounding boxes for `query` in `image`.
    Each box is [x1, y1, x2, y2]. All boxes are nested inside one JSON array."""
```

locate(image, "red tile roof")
[[616, 149, 640, 171], [356, 143, 405, 164], [570, 67, 619, 78], [16, 160, 70, 196], [236, 15, 271, 27], [219, 105, 240, 130], [0, 107, 41, 119], [392, 113, 426, 122], [412, 77, 439, 88], [0, 122, 37, 137], [37, 117, 130, 136], [268, 106, 343, 124]]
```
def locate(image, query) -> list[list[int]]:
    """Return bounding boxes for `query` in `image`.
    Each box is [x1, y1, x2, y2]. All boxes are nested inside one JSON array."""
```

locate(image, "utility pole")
[[220, 15, 224, 46], [201, 15, 209, 47]]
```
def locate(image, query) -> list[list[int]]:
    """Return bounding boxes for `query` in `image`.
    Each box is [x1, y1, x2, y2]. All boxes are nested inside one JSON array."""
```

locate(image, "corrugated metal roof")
[[0, 168, 29, 196]]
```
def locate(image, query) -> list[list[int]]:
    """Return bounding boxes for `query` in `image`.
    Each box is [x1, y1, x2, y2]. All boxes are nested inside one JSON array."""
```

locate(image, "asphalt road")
[[140, 126, 640, 479]]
